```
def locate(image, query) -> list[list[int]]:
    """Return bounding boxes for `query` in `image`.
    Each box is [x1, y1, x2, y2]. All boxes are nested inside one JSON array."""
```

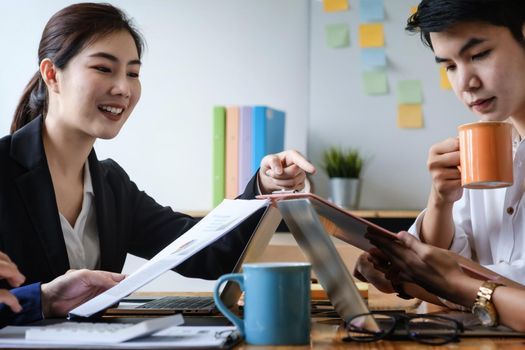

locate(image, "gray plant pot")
[[329, 177, 360, 209]]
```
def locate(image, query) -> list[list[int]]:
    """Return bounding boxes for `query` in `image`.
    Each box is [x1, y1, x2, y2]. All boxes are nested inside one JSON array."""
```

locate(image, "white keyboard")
[[25, 314, 184, 344]]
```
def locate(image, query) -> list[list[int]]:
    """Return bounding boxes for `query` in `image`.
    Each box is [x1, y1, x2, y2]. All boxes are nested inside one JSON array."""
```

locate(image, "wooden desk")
[[249, 322, 524, 349], [239, 287, 524, 349], [128, 288, 525, 349]]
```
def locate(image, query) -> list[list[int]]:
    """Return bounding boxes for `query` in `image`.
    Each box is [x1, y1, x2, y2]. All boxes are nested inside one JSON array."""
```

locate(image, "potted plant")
[[321, 147, 363, 209]]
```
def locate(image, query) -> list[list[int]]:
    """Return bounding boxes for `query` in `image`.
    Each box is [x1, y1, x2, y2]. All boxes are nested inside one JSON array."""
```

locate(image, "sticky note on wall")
[[440, 66, 452, 90], [360, 0, 384, 22], [359, 24, 384, 48], [323, 0, 349, 12], [397, 80, 423, 104], [361, 48, 386, 68], [398, 104, 424, 128], [362, 69, 388, 95], [326, 23, 350, 48]]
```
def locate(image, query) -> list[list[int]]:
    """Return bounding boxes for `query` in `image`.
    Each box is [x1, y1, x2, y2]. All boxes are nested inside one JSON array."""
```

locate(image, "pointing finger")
[[284, 151, 316, 174]]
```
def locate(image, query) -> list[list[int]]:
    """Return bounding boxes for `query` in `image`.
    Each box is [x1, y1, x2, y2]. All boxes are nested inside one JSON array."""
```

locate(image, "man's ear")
[[40, 59, 59, 93]]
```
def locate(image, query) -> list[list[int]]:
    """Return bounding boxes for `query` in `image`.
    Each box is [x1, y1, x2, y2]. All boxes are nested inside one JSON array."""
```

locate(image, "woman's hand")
[[41, 269, 125, 318], [427, 137, 463, 205], [258, 150, 316, 194], [0, 252, 25, 313]]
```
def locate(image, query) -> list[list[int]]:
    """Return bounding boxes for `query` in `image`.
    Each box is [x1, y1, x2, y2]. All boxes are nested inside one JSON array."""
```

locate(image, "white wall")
[[308, 0, 477, 209]]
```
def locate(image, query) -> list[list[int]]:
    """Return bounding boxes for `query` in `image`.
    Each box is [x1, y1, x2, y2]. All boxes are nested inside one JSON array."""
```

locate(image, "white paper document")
[[25, 314, 184, 344], [0, 325, 239, 348], [70, 199, 269, 318]]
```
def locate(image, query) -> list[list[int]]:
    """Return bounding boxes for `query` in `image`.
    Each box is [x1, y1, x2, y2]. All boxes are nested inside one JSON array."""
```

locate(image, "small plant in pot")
[[321, 147, 363, 209]]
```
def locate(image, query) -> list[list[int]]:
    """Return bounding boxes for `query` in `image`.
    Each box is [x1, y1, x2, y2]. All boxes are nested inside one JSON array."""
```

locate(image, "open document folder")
[[69, 199, 270, 318]]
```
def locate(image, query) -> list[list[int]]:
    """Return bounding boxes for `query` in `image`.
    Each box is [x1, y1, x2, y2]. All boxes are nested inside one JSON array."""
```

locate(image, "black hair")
[[11, 2, 145, 134], [406, 0, 525, 49]]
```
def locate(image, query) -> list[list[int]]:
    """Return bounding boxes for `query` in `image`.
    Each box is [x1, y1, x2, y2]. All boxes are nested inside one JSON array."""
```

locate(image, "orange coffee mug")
[[458, 121, 513, 189]]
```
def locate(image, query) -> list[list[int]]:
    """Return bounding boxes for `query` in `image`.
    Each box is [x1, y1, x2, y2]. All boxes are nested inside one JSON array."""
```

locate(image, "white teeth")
[[100, 105, 123, 115]]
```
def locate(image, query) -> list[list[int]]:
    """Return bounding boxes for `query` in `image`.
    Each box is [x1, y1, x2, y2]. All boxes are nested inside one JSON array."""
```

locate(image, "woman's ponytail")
[[11, 71, 47, 134]]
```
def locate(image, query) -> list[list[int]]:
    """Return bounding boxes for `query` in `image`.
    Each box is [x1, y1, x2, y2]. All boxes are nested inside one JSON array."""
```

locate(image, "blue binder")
[[251, 106, 285, 174]]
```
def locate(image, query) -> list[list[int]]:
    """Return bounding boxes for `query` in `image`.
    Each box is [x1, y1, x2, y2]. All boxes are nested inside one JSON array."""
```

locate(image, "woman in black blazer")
[[1, 3, 315, 288]]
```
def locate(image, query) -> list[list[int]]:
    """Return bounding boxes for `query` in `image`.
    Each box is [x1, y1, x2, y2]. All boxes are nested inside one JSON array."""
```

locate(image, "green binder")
[[212, 106, 226, 207]]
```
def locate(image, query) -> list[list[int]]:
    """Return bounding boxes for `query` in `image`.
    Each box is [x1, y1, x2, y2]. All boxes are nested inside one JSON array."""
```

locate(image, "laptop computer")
[[275, 198, 373, 323], [274, 196, 525, 338], [107, 205, 282, 315]]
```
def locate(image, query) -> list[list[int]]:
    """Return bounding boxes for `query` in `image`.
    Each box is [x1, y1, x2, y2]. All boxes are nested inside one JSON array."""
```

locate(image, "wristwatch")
[[471, 281, 502, 327]]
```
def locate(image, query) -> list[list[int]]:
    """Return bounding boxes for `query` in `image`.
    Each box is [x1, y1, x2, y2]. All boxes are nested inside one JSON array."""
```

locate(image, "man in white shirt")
[[409, 131, 525, 283], [355, 0, 525, 295]]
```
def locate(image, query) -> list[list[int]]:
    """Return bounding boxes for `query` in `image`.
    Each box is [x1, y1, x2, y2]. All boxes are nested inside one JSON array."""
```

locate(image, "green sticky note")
[[362, 69, 388, 95], [326, 23, 349, 48], [397, 80, 423, 104]]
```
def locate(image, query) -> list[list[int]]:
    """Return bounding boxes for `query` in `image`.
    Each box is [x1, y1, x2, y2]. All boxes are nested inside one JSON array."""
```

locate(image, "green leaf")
[[321, 147, 363, 178]]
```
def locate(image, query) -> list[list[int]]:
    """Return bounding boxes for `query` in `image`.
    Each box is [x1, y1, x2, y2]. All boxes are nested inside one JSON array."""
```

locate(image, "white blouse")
[[59, 164, 100, 270]]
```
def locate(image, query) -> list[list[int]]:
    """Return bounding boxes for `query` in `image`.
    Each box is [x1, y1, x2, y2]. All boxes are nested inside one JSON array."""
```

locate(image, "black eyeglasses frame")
[[343, 312, 465, 345]]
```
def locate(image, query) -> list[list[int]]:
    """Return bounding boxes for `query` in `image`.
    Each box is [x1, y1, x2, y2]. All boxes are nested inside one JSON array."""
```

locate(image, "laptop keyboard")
[[137, 296, 216, 311]]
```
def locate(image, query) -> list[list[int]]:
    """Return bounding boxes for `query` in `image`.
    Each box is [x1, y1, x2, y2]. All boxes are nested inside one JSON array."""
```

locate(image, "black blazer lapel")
[[15, 168, 69, 277], [88, 151, 119, 272], [11, 117, 70, 277]]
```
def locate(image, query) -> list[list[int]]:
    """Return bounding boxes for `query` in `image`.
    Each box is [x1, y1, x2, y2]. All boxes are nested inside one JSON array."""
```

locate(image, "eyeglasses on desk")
[[343, 312, 464, 345]]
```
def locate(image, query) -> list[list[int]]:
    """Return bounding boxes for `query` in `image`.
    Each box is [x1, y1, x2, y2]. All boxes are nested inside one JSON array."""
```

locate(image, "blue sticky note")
[[361, 48, 386, 68], [360, 0, 384, 22]]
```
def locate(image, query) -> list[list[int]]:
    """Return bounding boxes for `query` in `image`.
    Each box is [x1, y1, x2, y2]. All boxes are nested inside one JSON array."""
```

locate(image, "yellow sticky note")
[[440, 66, 452, 90], [323, 0, 349, 12], [398, 104, 424, 129], [410, 6, 418, 15], [359, 23, 384, 48]]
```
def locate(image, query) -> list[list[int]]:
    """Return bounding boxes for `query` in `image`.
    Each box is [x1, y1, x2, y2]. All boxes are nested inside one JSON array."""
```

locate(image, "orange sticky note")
[[359, 23, 384, 48], [323, 0, 349, 12], [440, 66, 452, 90], [398, 104, 424, 129], [410, 6, 418, 15]]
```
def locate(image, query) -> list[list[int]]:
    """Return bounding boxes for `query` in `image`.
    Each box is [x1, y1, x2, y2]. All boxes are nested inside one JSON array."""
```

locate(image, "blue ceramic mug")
[[213, 262, 311, 345]]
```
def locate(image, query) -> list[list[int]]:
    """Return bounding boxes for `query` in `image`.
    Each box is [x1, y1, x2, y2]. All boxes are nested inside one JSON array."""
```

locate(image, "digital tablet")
[[258, 192, 399, 251], [270, 196, 379, 329], [259, 192, 510, 284]]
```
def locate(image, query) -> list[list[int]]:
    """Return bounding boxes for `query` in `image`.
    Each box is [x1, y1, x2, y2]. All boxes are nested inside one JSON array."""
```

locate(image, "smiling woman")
[[11, 3, 144, 135], [41, 30, 142, 142], [0, 1, 315, 317], [7, 2, 149, 276]]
